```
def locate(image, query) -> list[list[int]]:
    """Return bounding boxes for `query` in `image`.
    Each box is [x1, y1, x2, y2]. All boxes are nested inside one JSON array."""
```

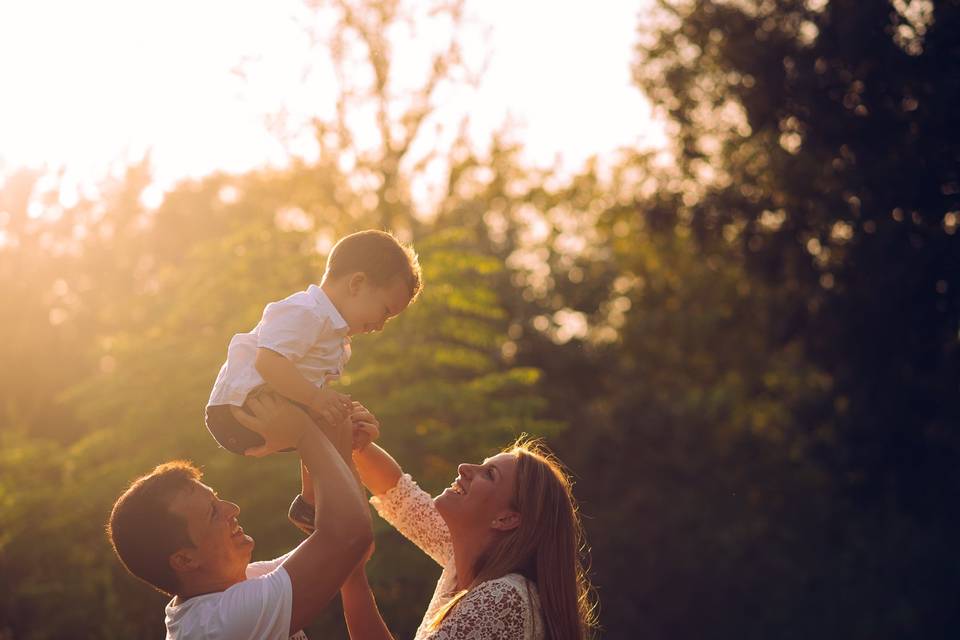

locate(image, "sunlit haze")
[[0, 0, 658, 199]]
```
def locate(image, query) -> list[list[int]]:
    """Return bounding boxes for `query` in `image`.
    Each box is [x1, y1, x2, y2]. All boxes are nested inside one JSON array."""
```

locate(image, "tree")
[[627, 0, 960, 635], [0, 2, 557, 633]]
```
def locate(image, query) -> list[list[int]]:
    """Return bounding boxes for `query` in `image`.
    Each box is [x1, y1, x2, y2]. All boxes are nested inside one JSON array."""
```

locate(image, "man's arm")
[[283, 427, 373, 635], [233, 398, 373, 635]]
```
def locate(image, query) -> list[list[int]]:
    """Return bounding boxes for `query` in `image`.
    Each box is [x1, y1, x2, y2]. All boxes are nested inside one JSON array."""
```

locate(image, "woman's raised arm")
[[351, 402, 454, 567], [350, 403, 403, 496]]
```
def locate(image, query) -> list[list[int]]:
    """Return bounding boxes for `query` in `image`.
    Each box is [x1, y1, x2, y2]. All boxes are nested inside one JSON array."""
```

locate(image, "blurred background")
[[1, 0, 958, 638]]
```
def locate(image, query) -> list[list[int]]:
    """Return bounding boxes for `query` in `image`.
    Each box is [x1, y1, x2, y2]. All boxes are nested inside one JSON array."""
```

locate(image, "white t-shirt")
[[208, 285, 351, 407], [164, 556, 308, 640]]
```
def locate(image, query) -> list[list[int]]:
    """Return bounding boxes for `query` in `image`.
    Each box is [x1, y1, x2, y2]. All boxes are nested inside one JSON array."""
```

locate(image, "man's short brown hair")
[[325, 229, 422, 300], [107, 461, 201, 595]]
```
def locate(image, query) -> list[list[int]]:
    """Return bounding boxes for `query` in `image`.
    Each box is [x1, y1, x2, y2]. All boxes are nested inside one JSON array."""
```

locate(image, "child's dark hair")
[[324, 230, 422, 299]]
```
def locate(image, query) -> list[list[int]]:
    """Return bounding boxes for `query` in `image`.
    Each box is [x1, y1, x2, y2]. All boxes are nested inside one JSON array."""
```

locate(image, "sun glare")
[[0, 0, 658, 196]]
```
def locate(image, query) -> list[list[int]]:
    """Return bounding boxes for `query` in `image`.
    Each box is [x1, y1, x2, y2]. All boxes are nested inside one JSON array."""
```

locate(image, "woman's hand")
[[350, 402, 381, 451], [230, 391, 312, 457]]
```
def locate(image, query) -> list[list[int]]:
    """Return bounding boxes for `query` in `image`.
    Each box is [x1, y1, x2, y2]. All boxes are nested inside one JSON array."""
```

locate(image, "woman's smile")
[[448, 477, 467, 495]]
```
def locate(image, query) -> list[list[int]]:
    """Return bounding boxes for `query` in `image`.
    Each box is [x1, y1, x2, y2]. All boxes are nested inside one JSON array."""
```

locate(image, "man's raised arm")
[[234, 398, 373, 635]]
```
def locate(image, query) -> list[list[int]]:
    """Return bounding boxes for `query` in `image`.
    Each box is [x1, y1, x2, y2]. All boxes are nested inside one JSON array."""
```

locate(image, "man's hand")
[[231, 392, 312, 456], [350, 402, 381, 451], [308, 387, 353, 427]]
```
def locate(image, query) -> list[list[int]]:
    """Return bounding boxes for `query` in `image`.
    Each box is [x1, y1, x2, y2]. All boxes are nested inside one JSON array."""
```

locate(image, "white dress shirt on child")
[[207, 284, 351, 408]]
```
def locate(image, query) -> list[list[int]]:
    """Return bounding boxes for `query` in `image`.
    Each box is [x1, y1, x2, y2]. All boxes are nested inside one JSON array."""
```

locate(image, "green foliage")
[[2, 1, 958, 638], [0, 159, 553, 637], [612, 0, 960, 636], [634, 0, 960, 506]]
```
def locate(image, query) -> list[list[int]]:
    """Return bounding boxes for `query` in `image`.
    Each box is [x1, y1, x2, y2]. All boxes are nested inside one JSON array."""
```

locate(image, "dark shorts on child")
[[205, 387, 307, 455]]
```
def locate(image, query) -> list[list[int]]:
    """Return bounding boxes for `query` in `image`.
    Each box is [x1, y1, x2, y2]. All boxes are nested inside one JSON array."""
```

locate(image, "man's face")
[[168, 480, 254, 584], [341, 274, 412, 336]]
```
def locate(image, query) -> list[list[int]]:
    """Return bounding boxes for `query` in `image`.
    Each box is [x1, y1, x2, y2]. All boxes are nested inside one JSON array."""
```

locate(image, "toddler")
[[205, 229, 421, 520]]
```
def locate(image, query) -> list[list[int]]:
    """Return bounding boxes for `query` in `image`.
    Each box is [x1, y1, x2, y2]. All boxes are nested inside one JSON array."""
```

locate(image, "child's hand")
[[350, 401, 381, 451], [308, 387, 352, 427]]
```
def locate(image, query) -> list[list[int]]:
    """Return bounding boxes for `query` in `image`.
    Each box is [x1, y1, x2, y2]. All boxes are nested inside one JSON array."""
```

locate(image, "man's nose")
[[457, 463, 475, 477], [224, 500, 240, 517]]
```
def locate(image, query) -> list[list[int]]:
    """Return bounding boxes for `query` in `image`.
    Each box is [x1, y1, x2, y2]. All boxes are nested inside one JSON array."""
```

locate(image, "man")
[[108, 394, 372, 639]]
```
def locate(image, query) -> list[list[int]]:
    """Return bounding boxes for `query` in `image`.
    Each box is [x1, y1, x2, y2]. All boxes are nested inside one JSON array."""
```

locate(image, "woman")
[[286, 403, 597, 640]]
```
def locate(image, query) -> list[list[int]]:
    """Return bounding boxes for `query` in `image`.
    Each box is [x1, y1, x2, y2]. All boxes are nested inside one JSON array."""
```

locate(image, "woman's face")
[[435, 452, 519, 534]]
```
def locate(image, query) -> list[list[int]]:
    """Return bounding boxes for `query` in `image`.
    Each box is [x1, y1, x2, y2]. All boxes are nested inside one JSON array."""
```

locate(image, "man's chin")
[[235, 533, 255, 554]]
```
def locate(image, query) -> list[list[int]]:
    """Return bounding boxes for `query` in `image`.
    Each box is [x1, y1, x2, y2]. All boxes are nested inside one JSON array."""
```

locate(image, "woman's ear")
[[490, 510, 521, 532]]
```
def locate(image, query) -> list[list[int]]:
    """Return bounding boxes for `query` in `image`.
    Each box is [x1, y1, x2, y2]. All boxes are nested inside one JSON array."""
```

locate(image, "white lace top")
[[370, 474, 545, 640]]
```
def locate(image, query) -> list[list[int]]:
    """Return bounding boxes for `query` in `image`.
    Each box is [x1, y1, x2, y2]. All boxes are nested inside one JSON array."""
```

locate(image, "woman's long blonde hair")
[[432, 436, 598, 640]]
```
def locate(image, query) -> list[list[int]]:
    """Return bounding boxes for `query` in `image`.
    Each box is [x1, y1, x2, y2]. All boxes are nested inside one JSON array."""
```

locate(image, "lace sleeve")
[[424, 577, 537, 640], [370, 473, 453, 566]]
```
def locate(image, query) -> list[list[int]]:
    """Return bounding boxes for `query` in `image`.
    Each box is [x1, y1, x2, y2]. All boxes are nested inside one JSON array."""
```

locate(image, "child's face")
[[341, 274, 412, 336]]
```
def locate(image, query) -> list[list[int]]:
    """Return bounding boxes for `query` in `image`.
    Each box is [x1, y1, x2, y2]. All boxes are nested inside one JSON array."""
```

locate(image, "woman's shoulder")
[[481, 573, 536, 593], [465, 573, 541, 611], [445, 574, 543, 639]]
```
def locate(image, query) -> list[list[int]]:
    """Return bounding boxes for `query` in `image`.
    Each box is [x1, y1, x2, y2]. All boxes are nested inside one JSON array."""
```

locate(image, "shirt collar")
[[306, 284, 349, 333]]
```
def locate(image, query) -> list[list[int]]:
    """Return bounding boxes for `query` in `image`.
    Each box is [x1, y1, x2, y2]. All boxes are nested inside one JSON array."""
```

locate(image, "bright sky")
[[0, 0, 659, 199]]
